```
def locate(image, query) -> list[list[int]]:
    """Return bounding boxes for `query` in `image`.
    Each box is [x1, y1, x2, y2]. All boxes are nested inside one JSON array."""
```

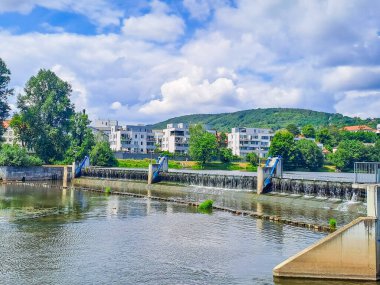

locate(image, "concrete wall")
[[273, 217, 380, 280], [0, 166, 65, 181]]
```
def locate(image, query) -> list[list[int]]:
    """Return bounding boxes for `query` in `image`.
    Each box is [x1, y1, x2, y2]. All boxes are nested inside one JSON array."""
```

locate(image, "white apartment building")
[[109, 125, 155, 153], [2, 120, 21, 146], [91, 119, 119, 138], [228, 127, 274, 157], [161, 123, 190, 154]]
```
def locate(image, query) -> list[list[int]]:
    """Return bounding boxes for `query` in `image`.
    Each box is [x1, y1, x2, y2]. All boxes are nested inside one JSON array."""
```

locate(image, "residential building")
[[2, 120, 20, 145], [109, 125, 155, 153], [227, 127, 274, 157], [91, 119, 119, 139], [161, 123, 190, 154], [377, 124, 380, 134], [341, 125, 375, 132]]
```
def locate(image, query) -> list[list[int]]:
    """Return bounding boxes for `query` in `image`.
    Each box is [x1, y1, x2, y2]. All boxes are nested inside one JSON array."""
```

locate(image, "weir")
[[80, 167, 363, 201]]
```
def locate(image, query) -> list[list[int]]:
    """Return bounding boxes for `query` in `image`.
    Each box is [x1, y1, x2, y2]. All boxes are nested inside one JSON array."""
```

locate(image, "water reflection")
[[0, 183, 377, 285]]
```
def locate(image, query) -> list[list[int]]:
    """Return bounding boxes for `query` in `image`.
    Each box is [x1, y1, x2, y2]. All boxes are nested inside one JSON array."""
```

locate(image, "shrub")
[[329, 218, 337, 230], [104, 186, 111, 194], [198, 199, 214, 210], [0, 144, 43, 166]]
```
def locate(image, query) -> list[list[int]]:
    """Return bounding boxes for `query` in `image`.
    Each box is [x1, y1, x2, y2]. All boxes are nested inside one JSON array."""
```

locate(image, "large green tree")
[[17, 69, 75, 163], [301, 124, 316, 138], [295, 139, 324, 170], [0, 58, 13, 138], [268, 130, 299, 170], [189, 124, 218, 165], [330, 140, 369, 171], [64, 110, 95, 163], [286, 124, 300, 136]]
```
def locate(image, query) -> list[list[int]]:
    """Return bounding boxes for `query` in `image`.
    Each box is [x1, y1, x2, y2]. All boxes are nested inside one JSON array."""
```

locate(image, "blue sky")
[[1, 0, 380, 123]]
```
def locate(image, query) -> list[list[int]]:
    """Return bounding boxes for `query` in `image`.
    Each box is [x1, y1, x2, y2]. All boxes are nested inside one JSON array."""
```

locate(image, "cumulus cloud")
[[2, 0, 380, 123], [122, 1, 184, 43]]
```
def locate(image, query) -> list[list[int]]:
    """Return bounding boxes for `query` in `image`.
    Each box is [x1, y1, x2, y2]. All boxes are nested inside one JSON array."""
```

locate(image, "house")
[[341, 125, 375, 132], [109, 125, 155, 153]]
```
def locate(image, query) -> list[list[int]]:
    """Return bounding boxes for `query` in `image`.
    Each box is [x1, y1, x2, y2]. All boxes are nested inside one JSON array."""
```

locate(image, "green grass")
[[198, 199, 214, 211], [191, 162, 257, 172], [116, 159, 258, 172], [117, 159, 183, 169], [329, 218, 337, 230]]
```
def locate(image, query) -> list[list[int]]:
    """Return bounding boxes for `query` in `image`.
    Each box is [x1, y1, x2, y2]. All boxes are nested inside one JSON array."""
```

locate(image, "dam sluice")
[[81, 167, 363, 201]]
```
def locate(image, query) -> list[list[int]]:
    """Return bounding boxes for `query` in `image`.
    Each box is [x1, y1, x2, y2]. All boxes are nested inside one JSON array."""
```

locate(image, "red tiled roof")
[[342, 125, 375, 132], [3, 120, 10, 129]]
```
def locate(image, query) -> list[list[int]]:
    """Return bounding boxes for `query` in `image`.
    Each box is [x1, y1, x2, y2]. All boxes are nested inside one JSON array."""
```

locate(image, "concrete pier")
[[273, 184, 380, 281]]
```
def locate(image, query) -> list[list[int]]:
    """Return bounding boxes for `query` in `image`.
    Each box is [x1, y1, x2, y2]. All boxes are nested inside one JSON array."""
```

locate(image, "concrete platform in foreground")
[[273, 216, 380, 280]]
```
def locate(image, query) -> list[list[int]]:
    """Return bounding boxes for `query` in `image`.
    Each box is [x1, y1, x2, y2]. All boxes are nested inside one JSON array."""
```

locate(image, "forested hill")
[[149, 108, 380, 132]]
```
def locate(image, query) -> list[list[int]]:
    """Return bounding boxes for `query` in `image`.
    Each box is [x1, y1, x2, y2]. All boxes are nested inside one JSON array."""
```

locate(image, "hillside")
[[150, 108, 380, 132]]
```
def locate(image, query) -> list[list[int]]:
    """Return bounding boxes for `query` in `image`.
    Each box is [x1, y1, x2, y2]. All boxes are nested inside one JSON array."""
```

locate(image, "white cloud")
[[110, 101, 122, 110], [122, 2, 185, 43], [2, 0, 380, 124]]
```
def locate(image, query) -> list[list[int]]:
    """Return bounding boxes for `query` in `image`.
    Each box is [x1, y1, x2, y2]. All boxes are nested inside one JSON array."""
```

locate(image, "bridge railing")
[[354, 162, 380, 184]]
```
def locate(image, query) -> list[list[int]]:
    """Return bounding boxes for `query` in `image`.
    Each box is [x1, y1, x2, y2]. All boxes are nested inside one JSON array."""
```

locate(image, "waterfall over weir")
[[81, 168, 364, 201]]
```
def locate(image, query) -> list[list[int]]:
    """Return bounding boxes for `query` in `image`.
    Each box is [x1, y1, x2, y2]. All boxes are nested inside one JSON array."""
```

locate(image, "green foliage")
[[10, 114, 31, 147], [117, 159, 183, 169], [16, 69, 75, 163], [316, 127, 334, 147], [104, 186, 111, 194], [219, 147, 233, 163], [301, 124, 316, 138], [329, 218, 337, 230], [0, 144, 43, 166], [268, 130, 298, 170], [198, 199, 213, 211], [189, 125, 218, 165], [0, 58, 13, 138], [286, 124, 300, 136], [295, 139, 324, 170], [330, 140, 370, 171], [150, 108, 378, 132], [90, 141, 117, 167], [64, 111, 95, 164], [218, 132, 228, 147], [340, 131, 377, 143], [246, 152, 259, 166]]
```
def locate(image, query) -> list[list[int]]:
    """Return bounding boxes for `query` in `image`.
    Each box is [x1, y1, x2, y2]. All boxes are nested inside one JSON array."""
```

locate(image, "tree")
[[246, 152, 259, 166], [17, 69, 75, 163], [189, 124, 218, 165], [286, 124, 300, 136], [330, 140, 369, 171], [301, 124, 316, 138], [218, 132, 228, 148], [295, 139, 324, 170], [0, 144, 42, 166], [0, 58, 13, 138], [64, 110, 95, 163], [219, 147, 233, 163], [316, 127, 333, 146], [90, 141, 117, 167], [268, 130, 299, 170], [10, 113, 31, 147]]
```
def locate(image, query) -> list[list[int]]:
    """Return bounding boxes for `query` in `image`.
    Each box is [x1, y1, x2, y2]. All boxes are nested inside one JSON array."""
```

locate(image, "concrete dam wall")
[[81, 167, 363, 200]]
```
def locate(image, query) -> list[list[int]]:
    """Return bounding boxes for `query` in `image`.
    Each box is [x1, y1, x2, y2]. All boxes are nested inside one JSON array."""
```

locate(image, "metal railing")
[[354, 162, 380, 184]]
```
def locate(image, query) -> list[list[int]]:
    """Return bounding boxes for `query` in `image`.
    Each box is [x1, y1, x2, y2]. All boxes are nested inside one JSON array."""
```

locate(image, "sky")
[[1, 0, 380, 124]]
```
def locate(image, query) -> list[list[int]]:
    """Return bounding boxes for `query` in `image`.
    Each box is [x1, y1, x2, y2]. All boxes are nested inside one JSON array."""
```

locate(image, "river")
[[0, 183, 377, 285]]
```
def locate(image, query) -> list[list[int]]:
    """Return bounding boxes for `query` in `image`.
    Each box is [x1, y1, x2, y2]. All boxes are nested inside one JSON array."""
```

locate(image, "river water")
[[0, 183, 377, 285]]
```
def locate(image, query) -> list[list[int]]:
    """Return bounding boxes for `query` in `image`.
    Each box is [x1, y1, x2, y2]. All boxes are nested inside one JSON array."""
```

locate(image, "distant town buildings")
[[109, 124, 155, 153], [227, 127, 274, 157]]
